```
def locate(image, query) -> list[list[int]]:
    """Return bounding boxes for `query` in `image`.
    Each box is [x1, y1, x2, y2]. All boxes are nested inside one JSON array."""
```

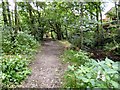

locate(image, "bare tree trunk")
[[55, 23, 62, 40], [65, 25, 68, 39], [27, 2, 35, 35], [96, 7, 99, 34], [6, 0, 12, 26], [94, 4, 101, 47], [2, 0, 8, 26], [36, 2, 44, 40], [99, 2, 104, 42], [11, 10, 14, 26], [14, 0, 18, 33], [118, 0, 120, 25], [115, 2, 118, 23], [80, 2, 83, 49]]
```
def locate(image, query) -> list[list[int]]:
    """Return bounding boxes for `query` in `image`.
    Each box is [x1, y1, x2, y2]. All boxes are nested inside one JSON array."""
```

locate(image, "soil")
[[89, 48, 120, 61], [19, 40, 67, 88]]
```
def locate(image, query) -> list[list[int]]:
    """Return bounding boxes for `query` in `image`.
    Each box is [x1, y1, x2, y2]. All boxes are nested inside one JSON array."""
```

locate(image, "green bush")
[[2, 30, 39, 55], [2, 29, 39, 87], [14, 31, 39, 54], [63, 58, 120, 88], [2, 30, 13, 54], [62, 50, 91, 65], [1, 55, 31, 87], [104, 42, 120, 55]]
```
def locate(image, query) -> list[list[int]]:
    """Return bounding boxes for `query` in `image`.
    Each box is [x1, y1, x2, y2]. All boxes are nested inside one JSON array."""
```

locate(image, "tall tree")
[[14, 0, 19, 33], [36, 2, 44, 40], [80, 2, 84, 49], [115, 2, 118, 21], [118, 0, 120, 25], [27, 2, 35, 35], [6, 0, 12, 26], [2, 0, 8, 26], [98, 2, 104, 42]]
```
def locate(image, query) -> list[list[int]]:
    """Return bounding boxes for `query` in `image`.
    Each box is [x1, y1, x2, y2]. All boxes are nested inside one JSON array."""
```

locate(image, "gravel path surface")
[[20, 40, 67, 88]]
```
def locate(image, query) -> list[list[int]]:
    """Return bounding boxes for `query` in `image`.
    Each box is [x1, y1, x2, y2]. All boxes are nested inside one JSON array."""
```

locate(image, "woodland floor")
[[19, 39, 67, 88]]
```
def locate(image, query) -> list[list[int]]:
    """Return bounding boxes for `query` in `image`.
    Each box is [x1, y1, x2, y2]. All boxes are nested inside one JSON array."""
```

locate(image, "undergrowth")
[[1, 30, 40, 87], [62, 49, 120, 88]]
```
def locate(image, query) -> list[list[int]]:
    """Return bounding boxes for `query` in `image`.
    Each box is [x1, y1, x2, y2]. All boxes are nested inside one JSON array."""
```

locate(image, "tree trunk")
[[118, 0, 120, 25], [51, 30, 54, 39], [95, 4, 100, 47], [2, 0, 8, 26], [115, 2, 118, 23], [36, 2, 44, 40], [99, 2, 104, 42], [80, 2, 83, 49], [55, 23, 62, 40], [65, 26, 68, 39], [96, 7, 99, 33], [27, 2, 35, 36], [11, 10, 14, 26], [14, 1, 18, 33], [6, 1, 12, 26]]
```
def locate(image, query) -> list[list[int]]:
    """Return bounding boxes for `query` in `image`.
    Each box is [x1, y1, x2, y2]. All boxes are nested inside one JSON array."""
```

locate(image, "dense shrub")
[[63, 57, 120, 88], [1, 55, 31, 87], [104, 42, 120, 55], [14, 32, 39, 54], [2, 30, 13, 54], [2, 30, 39, 54], [62, 50, 92, 65], [2, 29, 39, 87]]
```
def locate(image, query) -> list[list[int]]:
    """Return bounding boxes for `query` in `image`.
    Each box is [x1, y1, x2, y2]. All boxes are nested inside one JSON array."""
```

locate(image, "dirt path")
[[20, 40, 67, 88]]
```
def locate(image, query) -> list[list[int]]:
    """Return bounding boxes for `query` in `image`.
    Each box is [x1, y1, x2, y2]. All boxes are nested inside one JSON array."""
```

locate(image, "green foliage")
[[2, 30, 39, 55], [63, 58, 120, 88], [105, 7, 117, 19], [62, 50, 92, 65], [2, 29, 13, 54], [104, 42, 120, 55], [1, 55, 31, 87], [14, 31, 39, 54], [2, 28, 39, 87]]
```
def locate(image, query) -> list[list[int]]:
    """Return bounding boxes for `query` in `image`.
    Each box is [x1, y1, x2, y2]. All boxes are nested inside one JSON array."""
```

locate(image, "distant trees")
[[1, 1, 119, 50]]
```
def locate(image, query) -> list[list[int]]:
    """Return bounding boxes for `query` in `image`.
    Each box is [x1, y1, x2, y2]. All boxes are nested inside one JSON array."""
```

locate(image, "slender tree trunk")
[[95, 4, 100, 47], [36, 2, 44, 40], [36, 2, 41, 25], [115, 2, 118, 23], [2, 0, 8, 26], [14, 1, 18, 33], [6, 0, 12, 26], [27, 2, 35, 35], [51, 30, 54, 39], [99, 2, 104, 42], [11, 10, 14, 26], [56, 23, 62, 40], [88, 3, 93, 20], [65, 25, 68, 39], [28, 3, 34, 25], [96, 7, 99, 33], [118, 0, 120, 36], [118, 0, 120, 25], [80, 2, 83, 49]]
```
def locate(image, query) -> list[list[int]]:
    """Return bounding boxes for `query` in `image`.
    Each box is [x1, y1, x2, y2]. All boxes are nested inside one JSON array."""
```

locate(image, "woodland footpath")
[[1, 1, 120, 89]]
